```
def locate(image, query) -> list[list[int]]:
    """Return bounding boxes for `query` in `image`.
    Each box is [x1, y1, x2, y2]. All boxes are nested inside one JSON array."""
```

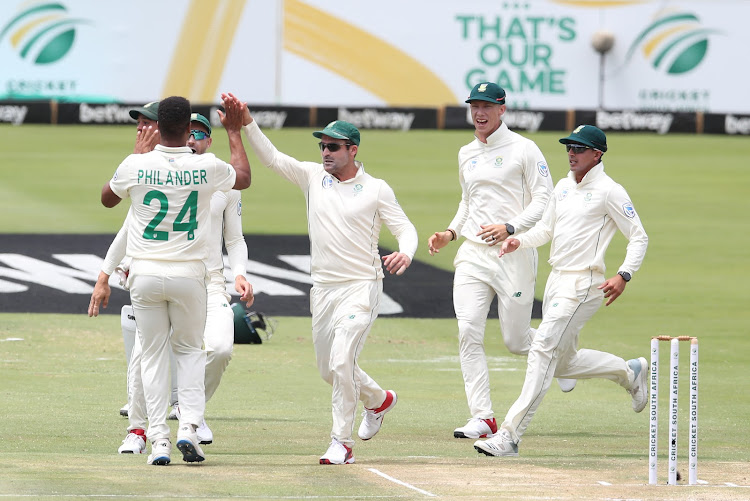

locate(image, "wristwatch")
[[617, 271, 631, 282], [505, 223, 515, 235]]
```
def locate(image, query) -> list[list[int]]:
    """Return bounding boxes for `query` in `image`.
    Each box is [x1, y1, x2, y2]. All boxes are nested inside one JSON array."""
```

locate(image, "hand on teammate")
[[133, 126, 159, 154], [497, 238, 520, 258]]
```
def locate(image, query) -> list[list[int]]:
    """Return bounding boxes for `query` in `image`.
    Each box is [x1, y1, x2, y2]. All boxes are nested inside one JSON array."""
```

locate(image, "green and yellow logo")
[[0, 2, 89, 65], [625, 9, 721, 75]]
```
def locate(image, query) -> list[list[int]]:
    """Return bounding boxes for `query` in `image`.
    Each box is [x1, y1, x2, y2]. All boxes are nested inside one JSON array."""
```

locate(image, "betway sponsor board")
[[0, 1, 746, 113], [0, 234, 543, 319]]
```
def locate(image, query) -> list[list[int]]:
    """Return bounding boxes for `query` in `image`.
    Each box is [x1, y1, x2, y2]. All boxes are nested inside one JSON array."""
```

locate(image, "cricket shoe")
[[176, 425, 205, 463], [358, 390, 397, 440], [119, 403, 129, 417], [474, 429, 519, 457], [197, 420, 213, 445], [557, 378, 577, 393], [118, 429, 146, 454], [319, 439, 354, 465], [147, 439, 171, 465], [627, 357, 649, 413], [167, 403, 180, 420], [454, 417, 497, 439]]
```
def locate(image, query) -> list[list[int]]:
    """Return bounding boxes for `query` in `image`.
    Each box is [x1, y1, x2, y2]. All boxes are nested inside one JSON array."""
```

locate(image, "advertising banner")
[[0, 1, 745, 113]]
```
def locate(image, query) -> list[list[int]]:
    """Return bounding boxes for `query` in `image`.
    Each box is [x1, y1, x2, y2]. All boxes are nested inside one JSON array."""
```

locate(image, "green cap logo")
[[625, 9, 721, 75], [1, 2, 89, 65]]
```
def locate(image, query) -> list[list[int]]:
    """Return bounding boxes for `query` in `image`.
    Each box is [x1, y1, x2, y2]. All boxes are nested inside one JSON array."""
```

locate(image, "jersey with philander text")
[[449, 122, 552, 242], [109, 145, 236, 262], [243, 122, 418, 285], [518, 163, 648, 277]]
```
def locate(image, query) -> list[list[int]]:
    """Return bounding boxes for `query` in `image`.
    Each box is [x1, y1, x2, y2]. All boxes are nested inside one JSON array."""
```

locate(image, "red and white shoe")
[[358, 390, 397, 440], [319, 439, 354, 465], [454, 417, 498, 439], [118, 429, 146, 454]]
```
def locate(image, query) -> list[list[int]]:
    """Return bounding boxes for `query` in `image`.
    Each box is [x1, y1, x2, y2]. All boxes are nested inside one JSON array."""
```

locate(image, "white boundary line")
[[368, 468, 438, 497]]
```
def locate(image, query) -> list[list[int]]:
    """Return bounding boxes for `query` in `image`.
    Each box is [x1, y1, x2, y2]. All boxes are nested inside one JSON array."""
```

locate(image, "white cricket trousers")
[[310, 279, 387, 447], [501, 269, 635, 443], [124, 285, 233, 433], [453, 239, 538, 419], [129, 259, 208, 441]]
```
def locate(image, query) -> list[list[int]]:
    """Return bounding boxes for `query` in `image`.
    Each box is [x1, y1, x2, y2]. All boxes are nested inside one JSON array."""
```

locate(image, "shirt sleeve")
[[109, 156, 135, 199], [606, 184, 649, 277], [222, 190, 248, 279], [101, 210, 131, 275], [508, 141, 553, 232], [378, 181, 418, 260], [242, 121, 313, 189], [518, 187, 556, 249], [447, 150, 470, 236], [212, 155, 237, 192]]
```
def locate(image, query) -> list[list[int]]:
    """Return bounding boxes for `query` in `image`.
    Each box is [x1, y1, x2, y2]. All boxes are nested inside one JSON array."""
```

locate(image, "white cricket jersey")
[[101, 191, 247, 286], [518, 162, 648, 276], [243, 122, 418, 285], [205, 189, 247, 290], [109, 145, 236, 262], [449, 122, 552, 242]]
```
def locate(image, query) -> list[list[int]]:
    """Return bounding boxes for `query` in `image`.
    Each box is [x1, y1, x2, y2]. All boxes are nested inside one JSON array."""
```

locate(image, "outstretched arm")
[[219, 92, 251, 190]]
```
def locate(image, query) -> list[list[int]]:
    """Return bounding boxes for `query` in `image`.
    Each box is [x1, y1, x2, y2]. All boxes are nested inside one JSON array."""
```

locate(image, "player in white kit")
[[95, 113, 253, 454], [89, 94, 251, 465], [428, 82, 553, 439], [242, 111, 418, 465], [474, 125, 649, 457]]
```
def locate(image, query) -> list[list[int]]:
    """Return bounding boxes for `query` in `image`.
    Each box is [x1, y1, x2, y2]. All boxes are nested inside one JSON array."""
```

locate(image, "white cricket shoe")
[[454, 417, 497, 439], [197, 420, 213, 445], [147, 439, 171, 465], [176, 425, 205, 463], [557, 378, 577, 393], [358, 390, 397, 441], [474, 430, 519, 457], [319, 438, 354, 465], [119, 403, 129, 417], [118, 430, 146, 454], [627, 357, 649, 413], [167, 403, 180, 420]]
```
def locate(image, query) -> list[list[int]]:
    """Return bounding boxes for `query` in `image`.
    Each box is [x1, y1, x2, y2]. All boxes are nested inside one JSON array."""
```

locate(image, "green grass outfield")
[[1, 124, 749, 499]]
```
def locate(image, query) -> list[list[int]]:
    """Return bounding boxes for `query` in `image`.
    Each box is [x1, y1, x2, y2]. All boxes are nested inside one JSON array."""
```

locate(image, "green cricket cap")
[[190, 113, 212, 136], [465, 82, 506, 104], [312, 120, 361, 146], [129, 101, 159, 121], [559, 124, 608, 152]]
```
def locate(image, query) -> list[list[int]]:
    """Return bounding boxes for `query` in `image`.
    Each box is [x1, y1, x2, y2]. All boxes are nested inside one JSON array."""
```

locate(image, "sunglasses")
[[318, 142, 353, 152], [189, 129, 210, 140], [566, 144, 591, 154]]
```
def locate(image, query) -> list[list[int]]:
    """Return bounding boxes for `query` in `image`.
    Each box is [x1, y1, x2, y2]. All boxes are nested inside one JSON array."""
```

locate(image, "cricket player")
[[474, 125, 649, 457], [89, 94, 251, 465], [428, 82, 554, 439], [96, 113, 252, 454], [241, 109, 417, 465]]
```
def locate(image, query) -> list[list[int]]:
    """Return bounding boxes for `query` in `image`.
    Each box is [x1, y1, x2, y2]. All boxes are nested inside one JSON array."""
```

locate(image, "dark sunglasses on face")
[[566, 144, 591, 154], [318, 142, 353, 152], [190, 129, 209, 140]]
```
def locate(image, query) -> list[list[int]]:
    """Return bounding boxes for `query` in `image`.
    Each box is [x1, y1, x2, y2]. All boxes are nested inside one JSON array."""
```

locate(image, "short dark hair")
[[157, 96, 191, 140]]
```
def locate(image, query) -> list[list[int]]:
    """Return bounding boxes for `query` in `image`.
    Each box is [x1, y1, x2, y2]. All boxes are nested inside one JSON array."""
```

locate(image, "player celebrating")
[[428, 82, 554, 440], [474, 125, 649, 457], [94, 112, 252, 455], [90, 94, 250, 465], [241, 109, 417, 465]]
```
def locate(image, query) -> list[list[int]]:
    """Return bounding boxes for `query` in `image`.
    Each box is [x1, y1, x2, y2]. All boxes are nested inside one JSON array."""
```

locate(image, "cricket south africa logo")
[[0, 2, 89, 64], [625, 9, 721, 75]]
